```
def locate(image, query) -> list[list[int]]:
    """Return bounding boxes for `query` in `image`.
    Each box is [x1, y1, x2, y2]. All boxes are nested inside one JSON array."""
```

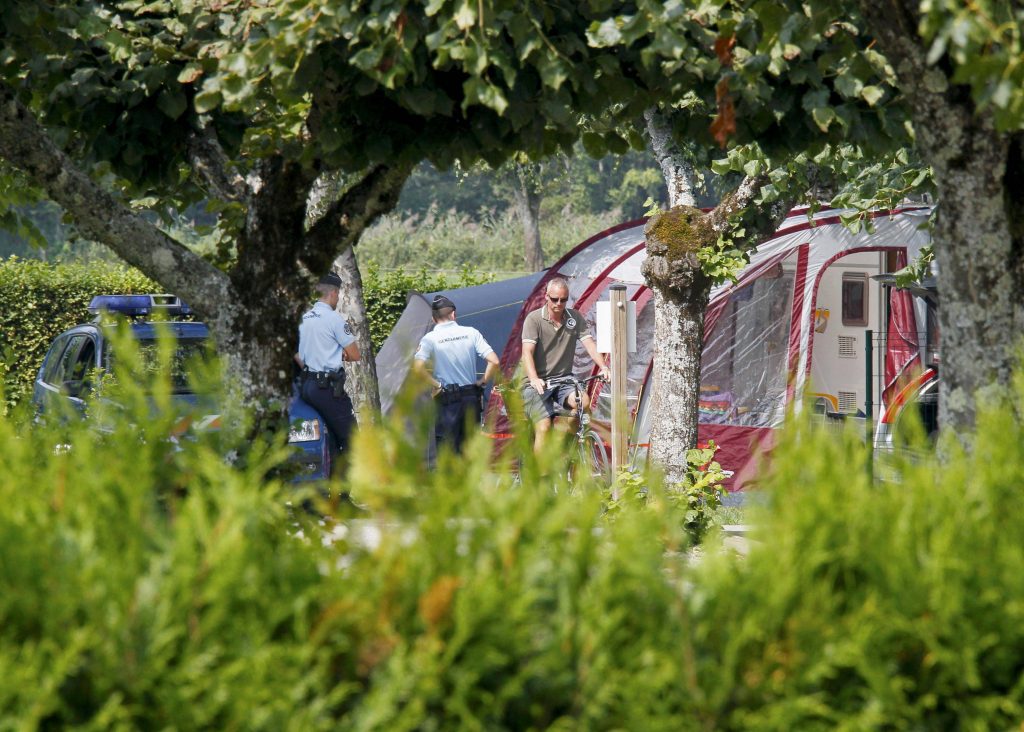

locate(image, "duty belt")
[[436, 383, 483, 405], [302, 368, 346, 396]]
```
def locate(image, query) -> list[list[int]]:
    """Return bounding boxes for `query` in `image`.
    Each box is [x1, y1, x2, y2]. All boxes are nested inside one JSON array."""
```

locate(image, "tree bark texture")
[[644, 106, 698, 208], [512, 163, 544, 271], [334, 244, 381, 419], [642, 106, 798, 482], [857, 0, 1024, 431], [641, 209, 714, 484]]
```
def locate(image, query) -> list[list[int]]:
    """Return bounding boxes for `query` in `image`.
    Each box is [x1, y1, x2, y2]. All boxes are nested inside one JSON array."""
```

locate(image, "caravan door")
[[808, 251, 885, 417]]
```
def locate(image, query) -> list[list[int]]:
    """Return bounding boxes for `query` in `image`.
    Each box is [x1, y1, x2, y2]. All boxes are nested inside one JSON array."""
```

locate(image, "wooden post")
[[609, 284, 629, 482]]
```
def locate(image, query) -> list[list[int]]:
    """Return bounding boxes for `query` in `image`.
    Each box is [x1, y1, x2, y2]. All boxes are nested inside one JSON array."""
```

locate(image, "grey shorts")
[[522, 382, 576, 423]]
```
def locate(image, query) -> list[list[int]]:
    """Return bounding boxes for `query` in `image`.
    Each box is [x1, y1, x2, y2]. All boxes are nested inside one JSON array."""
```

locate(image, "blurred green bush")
[[5, 329, 1024, 729]]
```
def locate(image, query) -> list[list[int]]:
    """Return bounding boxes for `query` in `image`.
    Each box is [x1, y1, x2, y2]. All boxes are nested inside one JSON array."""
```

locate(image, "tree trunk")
[[334, 244, 381, 420], [641, 207, 715, 483], [643, 108, 705, 482], [512, 163, 544, 271], [647, 285, 709, 484], [642, 106, 800, 481], [928, 125, 1020, 428], [856, 0, 1024, 431]]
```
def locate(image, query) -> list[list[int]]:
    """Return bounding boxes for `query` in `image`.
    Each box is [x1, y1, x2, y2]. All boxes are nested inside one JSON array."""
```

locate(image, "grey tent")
[[375, 271, 544, 414]]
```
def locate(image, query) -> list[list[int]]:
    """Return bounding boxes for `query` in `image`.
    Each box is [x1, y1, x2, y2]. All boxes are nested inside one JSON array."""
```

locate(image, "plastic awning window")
[[699, 259, 795, 428]]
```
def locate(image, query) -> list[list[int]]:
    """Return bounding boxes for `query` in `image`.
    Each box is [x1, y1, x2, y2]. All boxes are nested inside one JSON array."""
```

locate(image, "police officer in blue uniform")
[[413, 295, 500, 454], [296, 272, 361, 474]]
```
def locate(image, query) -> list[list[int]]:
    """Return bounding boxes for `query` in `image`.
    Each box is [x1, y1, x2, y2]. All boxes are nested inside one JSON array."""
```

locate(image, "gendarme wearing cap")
[[413, 291, 501, 456], [431, 295, 456, 311], [296, 269, 361, 475], [318, 272, 343, 288]]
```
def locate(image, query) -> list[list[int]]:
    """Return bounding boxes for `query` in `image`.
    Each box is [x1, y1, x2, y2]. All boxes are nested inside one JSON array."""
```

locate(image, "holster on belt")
[[436, 383, 482, 406], [302, 368, 346, 397]]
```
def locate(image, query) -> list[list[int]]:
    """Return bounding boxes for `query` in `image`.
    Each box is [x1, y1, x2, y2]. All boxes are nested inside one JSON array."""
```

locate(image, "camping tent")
[[375, 271, 544, 414], [484, 206, 933, 488]]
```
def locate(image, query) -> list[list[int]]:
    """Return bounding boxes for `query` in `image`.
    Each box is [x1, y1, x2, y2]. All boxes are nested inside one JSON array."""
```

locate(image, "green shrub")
[[609, 441, 729, 544], [6, 328, 1024, 729], [0, 258, 156, 409], [686, 387, 1024, 729]]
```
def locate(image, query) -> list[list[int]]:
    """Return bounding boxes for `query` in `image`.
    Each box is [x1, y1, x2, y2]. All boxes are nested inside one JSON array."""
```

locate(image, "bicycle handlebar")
[[545, 373, 608, 389]]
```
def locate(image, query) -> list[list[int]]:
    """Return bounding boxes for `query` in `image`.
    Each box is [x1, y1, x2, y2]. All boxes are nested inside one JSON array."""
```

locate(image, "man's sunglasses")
[[547, 295, 569, 303]]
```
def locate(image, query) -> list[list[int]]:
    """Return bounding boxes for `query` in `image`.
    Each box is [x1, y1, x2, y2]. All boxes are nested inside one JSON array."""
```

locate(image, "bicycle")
[[544, 373, 610, 482]]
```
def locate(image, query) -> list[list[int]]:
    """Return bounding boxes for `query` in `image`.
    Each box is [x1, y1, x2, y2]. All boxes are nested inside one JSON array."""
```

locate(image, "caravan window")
[[842, 273, 868, 326]]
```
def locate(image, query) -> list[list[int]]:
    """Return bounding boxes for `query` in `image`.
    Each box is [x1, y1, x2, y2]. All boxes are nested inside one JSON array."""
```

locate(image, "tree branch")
[[0, 82, 232, 314], [644, 105, 698, 208], [709, 173, 801, 248], [186, 118, 248, 202], [300, 162, 413, 276]]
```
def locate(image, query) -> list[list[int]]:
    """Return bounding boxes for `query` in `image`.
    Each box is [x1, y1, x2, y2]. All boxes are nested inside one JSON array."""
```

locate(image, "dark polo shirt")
[[521, 305, 592, 386]]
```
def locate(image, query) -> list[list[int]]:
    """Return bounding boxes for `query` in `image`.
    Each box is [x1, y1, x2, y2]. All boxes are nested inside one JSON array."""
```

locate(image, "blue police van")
[[31, 294, 333, 480]]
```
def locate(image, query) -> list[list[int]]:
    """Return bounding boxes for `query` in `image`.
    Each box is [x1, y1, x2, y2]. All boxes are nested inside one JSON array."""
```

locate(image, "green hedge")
[[0, 258, 491, 408], [6, 353, 1024, 729], [0, 258, 156, 409]]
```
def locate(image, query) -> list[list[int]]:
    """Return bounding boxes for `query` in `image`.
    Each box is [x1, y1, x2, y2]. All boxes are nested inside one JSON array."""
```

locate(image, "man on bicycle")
[[521, 278, 610, 453]]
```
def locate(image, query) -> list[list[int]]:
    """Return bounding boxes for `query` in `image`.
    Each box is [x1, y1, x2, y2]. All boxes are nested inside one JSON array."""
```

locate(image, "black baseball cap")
[[318, 272, 342, 288], [431, 295, 456, 310]]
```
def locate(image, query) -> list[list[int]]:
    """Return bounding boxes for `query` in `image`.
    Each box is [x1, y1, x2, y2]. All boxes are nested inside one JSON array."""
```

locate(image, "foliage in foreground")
[[5, 346, 1024, 729]]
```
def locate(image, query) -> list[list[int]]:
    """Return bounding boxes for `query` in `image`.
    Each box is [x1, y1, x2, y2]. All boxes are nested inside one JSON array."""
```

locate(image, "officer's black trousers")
[[301, 379, 356, 474], [436, 392, 483, 454]]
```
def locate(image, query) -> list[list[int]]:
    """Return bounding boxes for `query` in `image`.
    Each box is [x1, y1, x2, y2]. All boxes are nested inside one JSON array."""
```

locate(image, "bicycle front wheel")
[[575, 430, 609, 482]]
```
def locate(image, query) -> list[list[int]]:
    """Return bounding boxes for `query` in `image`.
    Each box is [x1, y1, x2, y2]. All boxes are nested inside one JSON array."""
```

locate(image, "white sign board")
[[595, 300, 637, 353]]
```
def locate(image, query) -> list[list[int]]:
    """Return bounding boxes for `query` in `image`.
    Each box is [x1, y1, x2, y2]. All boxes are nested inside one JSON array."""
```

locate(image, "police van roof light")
[[88, 294, 192, 317]]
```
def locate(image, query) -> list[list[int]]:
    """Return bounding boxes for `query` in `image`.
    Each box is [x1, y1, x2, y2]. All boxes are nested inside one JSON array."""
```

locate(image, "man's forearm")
[[583, 339, 606, 369], [481, 355, 501, 384], [521, 348, 540, 381]]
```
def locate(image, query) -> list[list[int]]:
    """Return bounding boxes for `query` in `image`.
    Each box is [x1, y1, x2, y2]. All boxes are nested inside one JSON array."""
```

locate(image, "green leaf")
[[156, 89, 187, 119], [587, 18, 623, 47], [860, 85, 884, 106], [835, 70, 863, 99], [454, 0, 476, 30], [193, 89, 222, 113], [177, 63, 204, 85], [581, 132, 606, 158], [536, 55, 570, 90], [811, 106, 835, 131]]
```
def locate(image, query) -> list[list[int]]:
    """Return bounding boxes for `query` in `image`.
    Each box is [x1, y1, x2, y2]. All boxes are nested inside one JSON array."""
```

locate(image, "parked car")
[[31, 294, 333, 480]]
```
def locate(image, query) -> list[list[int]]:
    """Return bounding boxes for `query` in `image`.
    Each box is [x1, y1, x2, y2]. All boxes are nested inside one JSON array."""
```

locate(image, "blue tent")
[[375, 272, 544, 414]]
